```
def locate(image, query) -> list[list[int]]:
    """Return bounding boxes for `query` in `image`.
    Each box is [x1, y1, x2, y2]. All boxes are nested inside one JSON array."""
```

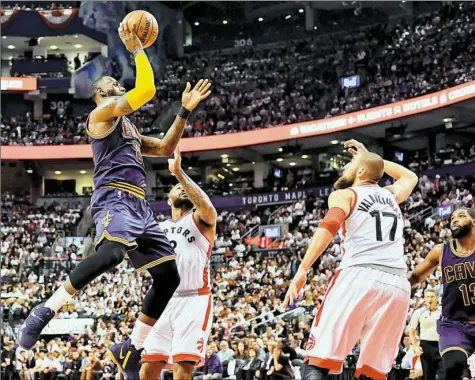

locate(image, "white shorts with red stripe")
[[142, 291, 213, 367], [305, 266, 410, 379]]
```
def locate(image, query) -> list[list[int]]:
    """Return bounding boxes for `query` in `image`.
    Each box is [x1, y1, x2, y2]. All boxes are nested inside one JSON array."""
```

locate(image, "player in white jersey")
[[284, 140, 419, 380], [140, 147, 216, 380]]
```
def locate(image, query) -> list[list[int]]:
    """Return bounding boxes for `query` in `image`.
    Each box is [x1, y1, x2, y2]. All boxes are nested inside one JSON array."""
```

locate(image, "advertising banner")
[[435, 204, 455, 219], [1, 76, 37, 92], [150, 186, 333, 212], [3, 80, 475, 159], [42, 318, 95, 335]]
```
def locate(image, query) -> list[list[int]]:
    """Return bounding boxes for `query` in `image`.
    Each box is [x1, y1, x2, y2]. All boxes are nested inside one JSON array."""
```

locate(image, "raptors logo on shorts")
[[306, 334, 315, 351], [197, 338, 204, 353]]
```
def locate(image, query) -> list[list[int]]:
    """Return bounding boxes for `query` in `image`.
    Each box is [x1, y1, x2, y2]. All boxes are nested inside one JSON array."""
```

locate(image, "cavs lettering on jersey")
[[338, 185, 406, 271], [160, 212, 212, 294]]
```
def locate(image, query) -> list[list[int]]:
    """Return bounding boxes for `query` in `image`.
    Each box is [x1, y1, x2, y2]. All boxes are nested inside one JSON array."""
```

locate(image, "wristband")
[[178, 106, 191, 120], [133, 48, 145, 58]]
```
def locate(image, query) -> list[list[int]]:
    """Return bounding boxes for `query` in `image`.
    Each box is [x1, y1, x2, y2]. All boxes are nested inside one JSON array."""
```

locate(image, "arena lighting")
[[222, 20, 228, 24], [258, 17, 263, 22], [278, 147, 283, 152], [7, 45, 15, 49], [299, 8, 304, 13], [221, 154, 229, 158], [74, 44, 82, 48], [289, 162, 297, 166], [233, 167, 239, 171], [285, 15, 291, 19], [79, 170, 86, 174], [314, 26, 318, 30], [2, 36, 7, 39], [277, 158, 284, 162], [302, 154, 309, 159], [443, 118, 452, 123], [226, 163, 231, 167], [194, 21, 199, 26], [26, 169, 33, 174], [252, 161, 255, 164], [54, 170, 62, 175], [188, 166, 192, 170], [217, 174, 225, 179], [229, 183, 233, 187], [50, 45, 58, 50], [331, 140, 339, 144]]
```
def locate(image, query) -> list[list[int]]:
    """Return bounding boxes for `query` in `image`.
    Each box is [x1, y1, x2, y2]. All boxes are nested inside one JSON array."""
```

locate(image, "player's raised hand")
[[168, 147, 182, 176], [181, 79, 212, 111], [283, 269, 307, 308], [344, 139, 368, 157], [118, 21, 143, 53]]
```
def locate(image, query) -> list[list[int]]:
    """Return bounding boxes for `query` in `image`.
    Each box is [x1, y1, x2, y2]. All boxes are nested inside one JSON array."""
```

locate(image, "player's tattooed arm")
[[408, 244, 443, 287], [168, 147, 217, 227], [140, 115, 186, 157]]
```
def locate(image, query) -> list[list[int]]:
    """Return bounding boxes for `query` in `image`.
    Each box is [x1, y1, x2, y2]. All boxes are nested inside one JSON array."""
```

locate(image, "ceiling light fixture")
[[289, 162, 297, 166], [26, 169, 33, 174], [222, 20, 228, 24], [299, 8, 304, 13], [301, 154, 309, 159], [232, 167, 239, 171], [258, 17, 263, 22], [277, 158, 284, 162], [285, 15, 291, 19], [74, 44, 82, 48], [194, 21, 199, 26], [331, 140, 339, 145], [221, 154, 229, 158], [278, 147, 283, 152], [54, 170, 62, 175], [79, 170, 86, 174], [7, 45, 15, 49], [50, 45, 58, 50]]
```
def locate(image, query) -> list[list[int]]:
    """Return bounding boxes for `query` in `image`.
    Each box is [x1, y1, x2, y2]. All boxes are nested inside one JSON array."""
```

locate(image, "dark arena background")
[[1, 1, 475, 380]]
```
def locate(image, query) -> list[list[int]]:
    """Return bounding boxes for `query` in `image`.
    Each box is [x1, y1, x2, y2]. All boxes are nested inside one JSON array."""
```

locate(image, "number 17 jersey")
[[337, 185, 406, 271]]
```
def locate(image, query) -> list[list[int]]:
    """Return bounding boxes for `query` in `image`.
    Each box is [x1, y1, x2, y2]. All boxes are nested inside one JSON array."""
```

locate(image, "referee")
[[409, 288, 442, 380]]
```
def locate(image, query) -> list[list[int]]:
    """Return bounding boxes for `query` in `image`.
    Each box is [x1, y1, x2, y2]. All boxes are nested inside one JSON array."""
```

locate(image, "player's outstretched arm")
[[382, 160, 419, 205], [408, 244, 443, 288], [168, 147, 217, 227], [141, 79, 211, 157], [91, 22, 155, 123], [283, 189, 354, 306]]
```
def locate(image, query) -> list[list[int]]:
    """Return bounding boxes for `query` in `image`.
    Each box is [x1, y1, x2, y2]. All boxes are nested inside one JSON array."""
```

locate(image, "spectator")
[[195, 346, 223, 380]]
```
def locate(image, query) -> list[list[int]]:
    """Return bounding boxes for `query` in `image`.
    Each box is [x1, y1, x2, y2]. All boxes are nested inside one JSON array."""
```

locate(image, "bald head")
[[357, 152, 384, 182], [334, 151, 384, 189], [91, 76, 126, 103]]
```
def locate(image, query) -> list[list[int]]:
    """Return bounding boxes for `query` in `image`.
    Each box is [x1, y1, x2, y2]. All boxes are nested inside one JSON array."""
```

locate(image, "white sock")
[[44, 285, 74, 312], [130, 319, 153, 349]]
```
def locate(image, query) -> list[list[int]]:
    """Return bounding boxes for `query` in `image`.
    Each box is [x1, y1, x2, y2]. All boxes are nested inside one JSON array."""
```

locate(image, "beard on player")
[[172, 195, 194, 210], [451, 222, 473, 239], [334, 170, 357, 189]]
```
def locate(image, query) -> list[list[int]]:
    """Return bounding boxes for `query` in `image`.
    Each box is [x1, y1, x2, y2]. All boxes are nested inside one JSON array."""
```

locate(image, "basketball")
[[123, 10, 159, 49]]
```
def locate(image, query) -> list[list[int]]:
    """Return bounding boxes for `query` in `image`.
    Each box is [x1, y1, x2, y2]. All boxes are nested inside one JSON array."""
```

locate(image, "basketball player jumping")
[[140, 147, 217, 380], [409, 207, 475, 380], [284, 139, 419, 380], [19, 22, 211, 380]]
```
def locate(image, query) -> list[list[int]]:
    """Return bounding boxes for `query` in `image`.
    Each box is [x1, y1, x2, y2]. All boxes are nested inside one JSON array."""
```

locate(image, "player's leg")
[[18, 237, 130, 350], [438, 318, 473, 380], [171, 295, 214, 380], [442, 351, 468, 380], [302, 268, 370, 380], [141, 305, 174, 380], [355, 273, 410, 379]]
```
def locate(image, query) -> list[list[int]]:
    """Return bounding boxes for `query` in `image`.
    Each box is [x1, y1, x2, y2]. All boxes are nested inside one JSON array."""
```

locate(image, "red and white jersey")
[[160, 212, 212, 294], [338, 185, 406, 271]]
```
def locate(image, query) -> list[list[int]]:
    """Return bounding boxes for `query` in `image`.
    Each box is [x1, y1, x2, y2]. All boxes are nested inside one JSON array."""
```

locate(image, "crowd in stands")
[[2, 172, 474, 379], [2, 2, 475, 145]]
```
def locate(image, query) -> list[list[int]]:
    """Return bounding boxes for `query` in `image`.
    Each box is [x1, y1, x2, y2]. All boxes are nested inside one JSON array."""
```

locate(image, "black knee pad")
[[148, 259, 181, 291], [69, 241, 126, 290], [442, 350, 467, 380], [301, 362, 329, 380], [141, 260, 180, 320]]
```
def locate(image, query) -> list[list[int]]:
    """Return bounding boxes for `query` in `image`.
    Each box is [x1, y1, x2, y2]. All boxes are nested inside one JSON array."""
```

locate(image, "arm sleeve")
[[125, 52, 155, 110]]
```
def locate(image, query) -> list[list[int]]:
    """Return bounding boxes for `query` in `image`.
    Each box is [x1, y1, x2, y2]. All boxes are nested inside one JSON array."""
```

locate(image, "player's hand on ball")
[[168, 147, 182, 176], [283, 268, 307, 308], [344, 139, 368, 156], [118, 21, 143, 53], [181, 79, 212, 112]]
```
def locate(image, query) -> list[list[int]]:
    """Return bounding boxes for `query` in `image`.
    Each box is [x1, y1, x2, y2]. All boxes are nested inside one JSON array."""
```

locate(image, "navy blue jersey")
[[87, 116, 146, 197], [441, 239, 475, 322]]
